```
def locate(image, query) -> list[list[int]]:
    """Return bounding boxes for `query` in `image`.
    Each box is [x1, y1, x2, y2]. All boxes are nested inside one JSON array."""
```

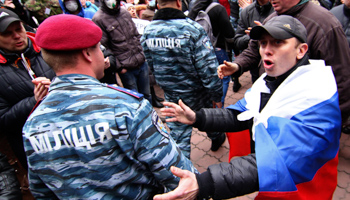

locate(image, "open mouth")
[[263, 59, 274, 69], [264, 60, 273, 65]]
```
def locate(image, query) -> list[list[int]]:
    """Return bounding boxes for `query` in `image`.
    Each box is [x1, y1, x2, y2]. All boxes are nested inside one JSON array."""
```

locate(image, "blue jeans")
[[119, 62, 151, 103], [215, 48, 230, 106]]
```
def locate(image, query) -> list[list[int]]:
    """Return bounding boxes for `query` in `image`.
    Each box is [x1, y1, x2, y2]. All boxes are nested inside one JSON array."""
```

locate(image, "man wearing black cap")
[[154, 15, 341, 200], [22, 14, 196, 200], [0, 8, 55, 171], [218, 0, 350, 136]]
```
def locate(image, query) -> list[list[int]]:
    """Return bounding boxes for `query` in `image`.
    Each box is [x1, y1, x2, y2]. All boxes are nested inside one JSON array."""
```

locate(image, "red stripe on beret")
[[35, 14, 102, 51]]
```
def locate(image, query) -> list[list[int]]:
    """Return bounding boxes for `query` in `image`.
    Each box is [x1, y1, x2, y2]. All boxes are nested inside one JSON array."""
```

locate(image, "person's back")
[[188, 0, 235, 105], [23, 14, 196, 200], [141, 0, 225, 157]]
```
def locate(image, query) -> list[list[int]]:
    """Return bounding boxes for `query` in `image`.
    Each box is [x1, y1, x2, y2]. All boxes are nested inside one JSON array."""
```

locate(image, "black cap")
[[0, 8, 21, 32], [250, 15, 307, 43]]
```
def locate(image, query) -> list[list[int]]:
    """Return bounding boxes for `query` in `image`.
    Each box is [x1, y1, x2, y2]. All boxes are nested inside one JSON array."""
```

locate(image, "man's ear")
[[176, 0, 181, 9], [82, 48, 93, 62], [296, 43, 308, 60]]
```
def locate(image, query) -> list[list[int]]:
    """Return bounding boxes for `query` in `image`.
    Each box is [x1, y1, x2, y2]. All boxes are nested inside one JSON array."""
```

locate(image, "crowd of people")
[[0, 0, 349, 199]]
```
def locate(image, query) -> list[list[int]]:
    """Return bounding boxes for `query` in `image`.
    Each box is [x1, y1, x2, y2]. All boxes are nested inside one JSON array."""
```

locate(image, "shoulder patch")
[[107, 84, 144, 99], [202, 36, 213, 50], [151, 110, 169, 139]]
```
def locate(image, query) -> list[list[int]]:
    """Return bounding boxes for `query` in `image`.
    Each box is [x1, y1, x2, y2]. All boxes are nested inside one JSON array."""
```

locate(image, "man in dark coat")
[[0, 8, 55, 170]]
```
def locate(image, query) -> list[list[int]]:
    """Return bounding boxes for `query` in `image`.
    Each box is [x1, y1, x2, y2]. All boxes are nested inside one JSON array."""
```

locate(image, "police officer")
[[141, 0, 226, 158], [23, 14, 197, 200]]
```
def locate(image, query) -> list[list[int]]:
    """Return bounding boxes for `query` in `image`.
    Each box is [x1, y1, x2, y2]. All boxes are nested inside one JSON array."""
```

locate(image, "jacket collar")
[[344, 4, 350, 17], [49, 74, 101, 91], [0, 32, 41, 64], [153, 8, 186, 20], [255, 1, 272, 14]]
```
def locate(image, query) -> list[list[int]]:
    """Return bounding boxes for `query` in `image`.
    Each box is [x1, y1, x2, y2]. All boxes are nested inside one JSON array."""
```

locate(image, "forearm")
[[0, 96, 37, 130], [196, 154, 258, 199], [193, 108, 250, 132]]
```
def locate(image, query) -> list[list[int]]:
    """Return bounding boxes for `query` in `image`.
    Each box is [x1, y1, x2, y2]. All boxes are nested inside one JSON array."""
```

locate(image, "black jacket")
[[0, 152, 22, 200], [188, 0, 235, 50], [0, 33, 55, 169], [233, 1, 274, 54]]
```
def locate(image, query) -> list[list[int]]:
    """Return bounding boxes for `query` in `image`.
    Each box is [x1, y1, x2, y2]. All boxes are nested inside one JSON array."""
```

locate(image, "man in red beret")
[[23, 14, 197, 199], [0, 8, 55, 172]]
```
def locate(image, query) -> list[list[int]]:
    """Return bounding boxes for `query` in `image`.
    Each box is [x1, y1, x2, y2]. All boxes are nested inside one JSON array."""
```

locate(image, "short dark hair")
[[157, 0, 176, 6], [41, 49, 81, 72]]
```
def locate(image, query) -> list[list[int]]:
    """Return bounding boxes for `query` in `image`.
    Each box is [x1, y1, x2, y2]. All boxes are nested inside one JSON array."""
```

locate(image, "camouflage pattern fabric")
[[24, 0, 63, 23], [23, 74, 197, 200], [141, 14, 223, 157]]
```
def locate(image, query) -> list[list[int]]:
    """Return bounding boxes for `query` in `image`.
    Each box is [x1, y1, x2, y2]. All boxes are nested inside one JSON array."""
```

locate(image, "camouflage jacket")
[[24, 0, 62, 23], [141, 8, 223, 111], [23, 74, 197, 200]]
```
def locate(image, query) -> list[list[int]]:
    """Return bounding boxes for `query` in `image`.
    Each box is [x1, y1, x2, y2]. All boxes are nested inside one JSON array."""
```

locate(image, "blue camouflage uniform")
[[141, 8, 223, 158], [22, 74, 197, 200]]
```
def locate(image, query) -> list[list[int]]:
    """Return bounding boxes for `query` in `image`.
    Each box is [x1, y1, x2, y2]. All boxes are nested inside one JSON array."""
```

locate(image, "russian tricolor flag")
[[228, 60, 341, 199]]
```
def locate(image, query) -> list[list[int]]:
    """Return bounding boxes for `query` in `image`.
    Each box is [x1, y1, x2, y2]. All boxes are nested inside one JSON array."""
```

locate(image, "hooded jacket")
[[58, 0, 95, 19], [92, 1, 145, 71]]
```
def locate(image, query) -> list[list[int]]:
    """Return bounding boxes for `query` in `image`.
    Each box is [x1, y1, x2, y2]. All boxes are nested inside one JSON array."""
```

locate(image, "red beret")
[[36, 14, 102, 51]]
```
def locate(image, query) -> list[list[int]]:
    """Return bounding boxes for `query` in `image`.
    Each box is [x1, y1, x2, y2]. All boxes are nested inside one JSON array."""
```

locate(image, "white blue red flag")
[[228, 60, 341, 199]]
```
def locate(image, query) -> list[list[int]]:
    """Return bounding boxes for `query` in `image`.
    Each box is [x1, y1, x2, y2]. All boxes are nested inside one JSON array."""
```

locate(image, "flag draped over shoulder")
[[228, 60, 341, 199]]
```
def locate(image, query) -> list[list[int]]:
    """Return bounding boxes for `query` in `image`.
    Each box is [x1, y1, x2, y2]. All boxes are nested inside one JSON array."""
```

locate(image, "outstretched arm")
[[217, 60, 240, 79], [153, 166, 199, 200], [161, 100, 196, 125]]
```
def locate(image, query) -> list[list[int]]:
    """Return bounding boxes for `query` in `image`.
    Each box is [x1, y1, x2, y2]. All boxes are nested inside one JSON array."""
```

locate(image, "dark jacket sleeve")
[[196, 154, 258, 199], [193, 108, 250, 132], [233, 7, 250, 54], [0, 95, 37, 132], [0, 153, 22, 200]]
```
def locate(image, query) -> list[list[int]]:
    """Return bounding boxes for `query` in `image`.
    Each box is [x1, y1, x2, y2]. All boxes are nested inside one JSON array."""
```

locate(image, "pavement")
[[153, 71, 350, 200]]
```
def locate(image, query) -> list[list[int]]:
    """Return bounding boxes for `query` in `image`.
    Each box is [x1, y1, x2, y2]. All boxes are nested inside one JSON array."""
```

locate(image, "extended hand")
[[32, 77, 51, 101], [160, 99, 196, 125], [153, 166, 199, 200], [217, 60, 239, 79]]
